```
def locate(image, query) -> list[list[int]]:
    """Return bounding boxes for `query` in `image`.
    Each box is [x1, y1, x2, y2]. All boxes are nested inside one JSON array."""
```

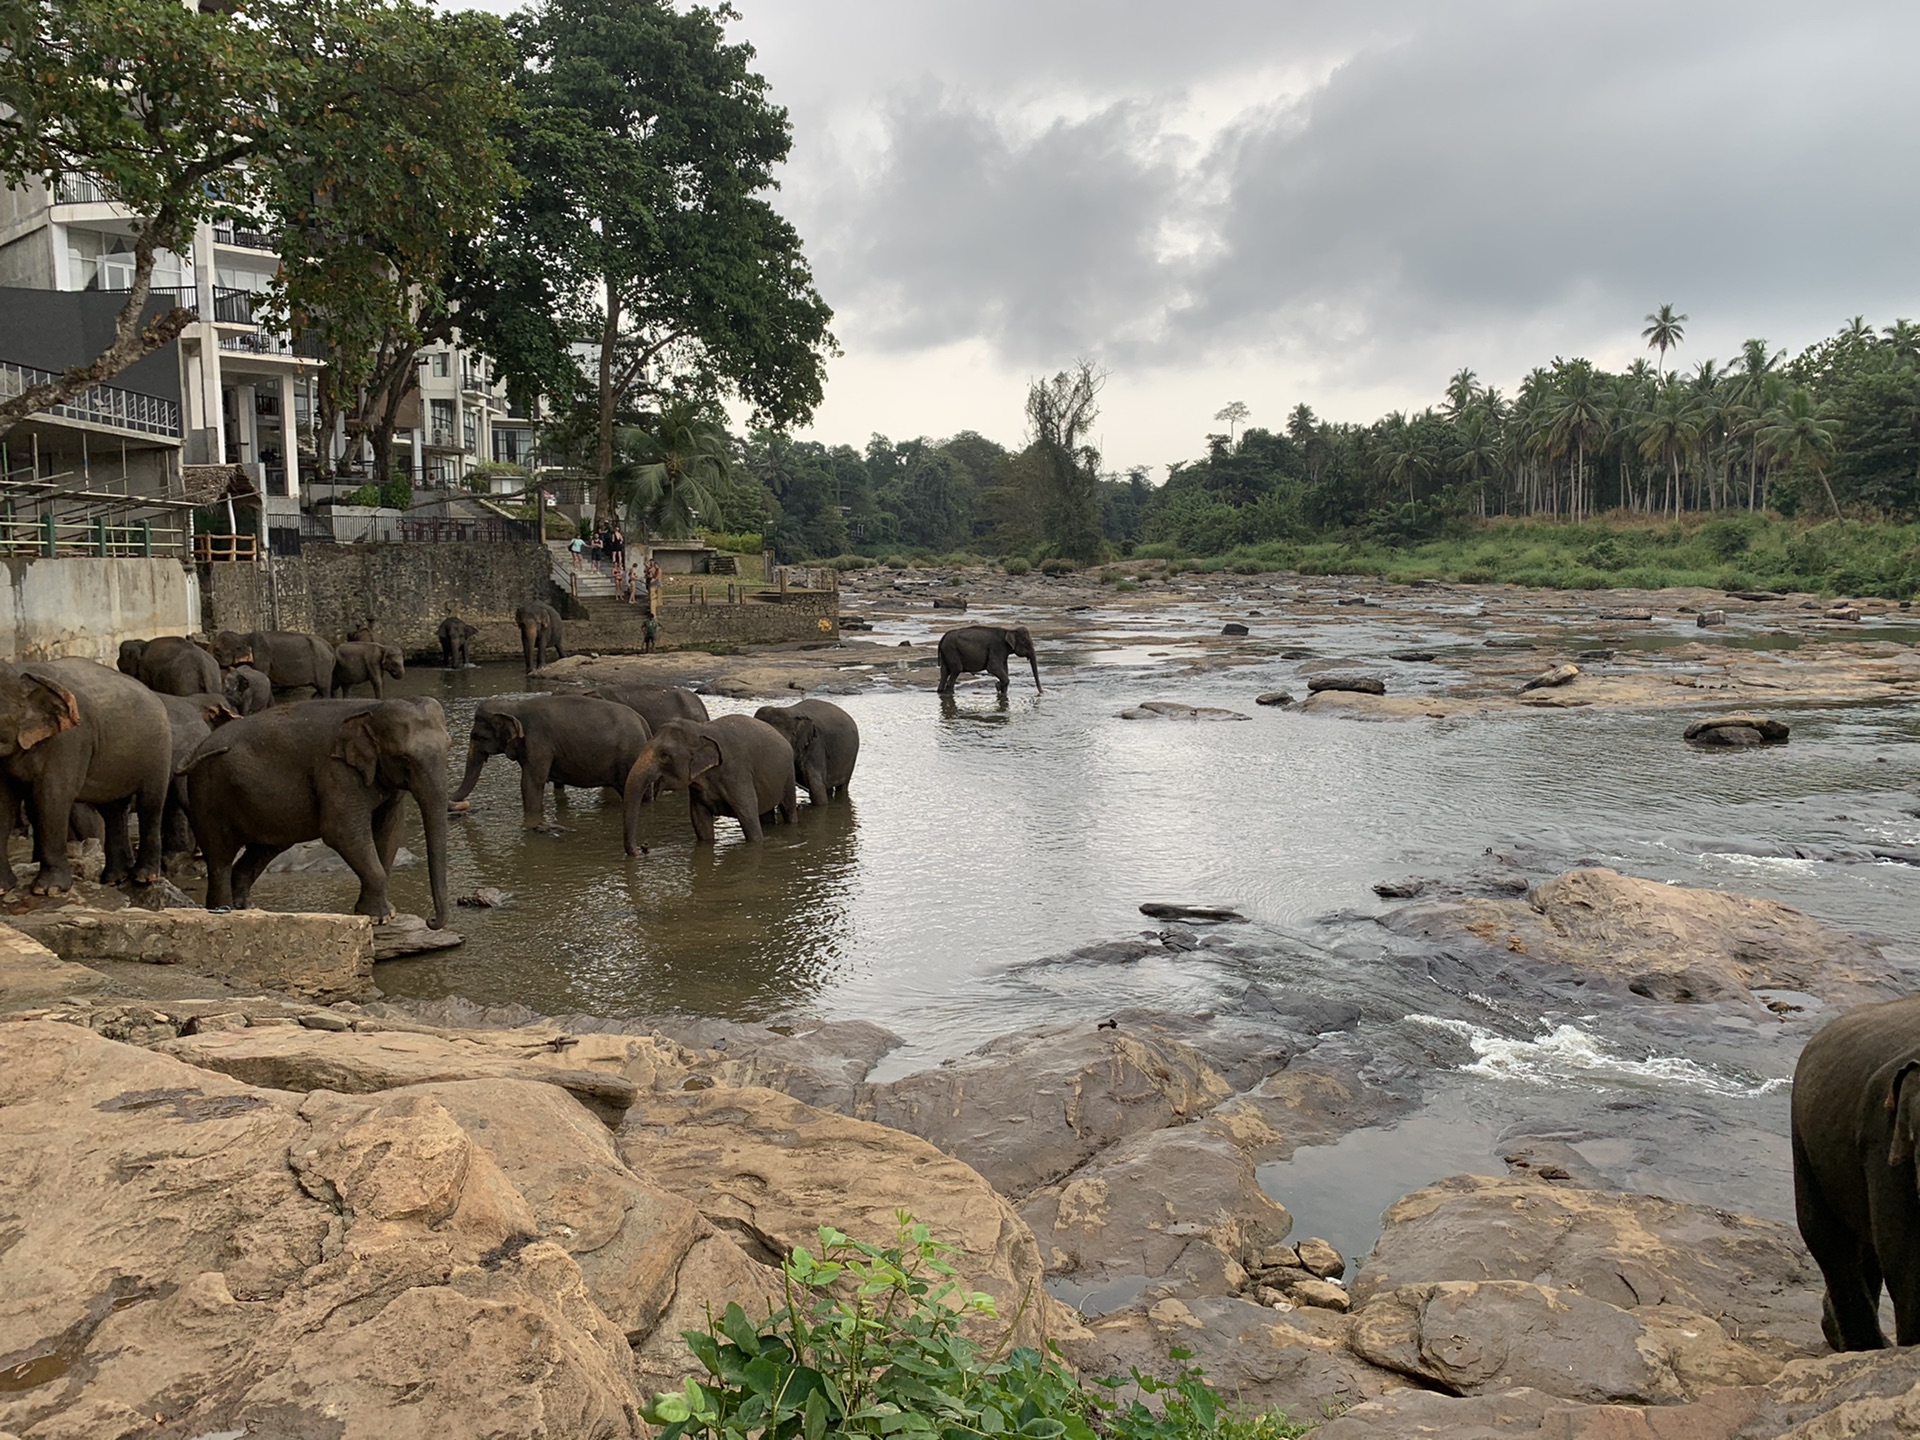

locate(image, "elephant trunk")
[[416, 769, 451, 930], [1028, 651, 1042, 693], [622, 761, 659, 856], [450, 741, 489, 802]]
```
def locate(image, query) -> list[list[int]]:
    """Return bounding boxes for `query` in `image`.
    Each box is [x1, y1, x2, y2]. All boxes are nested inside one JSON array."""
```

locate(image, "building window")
[[430, 353, 449, 378]]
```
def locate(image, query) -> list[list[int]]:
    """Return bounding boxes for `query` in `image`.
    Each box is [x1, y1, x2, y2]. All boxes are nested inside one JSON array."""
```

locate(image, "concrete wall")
[[566, 589, 839, 654], [201, 541, 552, 658], [0, 556, 201, 662]]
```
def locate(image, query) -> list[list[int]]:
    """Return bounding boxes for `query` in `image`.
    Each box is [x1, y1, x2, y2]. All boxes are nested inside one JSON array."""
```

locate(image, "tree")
[[1025, 362, 1106, 562], [484, 0, 835, 500], [1213, 400, 1251, 443], [0, 0, 517, 435], [609, 399, 732, 538], [1642, 303, 1688, 381], [1759, 387, 1842, 516]]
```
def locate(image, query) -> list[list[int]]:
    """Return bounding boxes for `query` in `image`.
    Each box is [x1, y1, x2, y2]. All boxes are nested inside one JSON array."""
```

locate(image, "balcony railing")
[[217, 330, 326, 360], [461, 373, 490, 395], [399, 517, 533, 544], [211, 287, 260, 325], [212, 223, 276, 252], [0, 360, 181, 438], [53, 173, 110, 205]]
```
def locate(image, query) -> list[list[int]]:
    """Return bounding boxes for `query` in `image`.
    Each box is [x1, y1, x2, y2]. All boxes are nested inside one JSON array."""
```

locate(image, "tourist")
[[568, 534, 585, 567], [644, 613, 659, 653], [589, 529, 604, 568], [644, 555, 661, 611], [611, 527, 626, 570]]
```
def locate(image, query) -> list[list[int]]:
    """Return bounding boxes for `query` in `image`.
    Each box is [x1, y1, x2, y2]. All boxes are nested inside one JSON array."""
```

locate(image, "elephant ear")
[[202, 700, 240, 728], [18, 675, 80, 750], [689, 735, 724, 781], [1887, 1059, 1920, 1167], [791, 717, 820, 755], [499, 711, 526, 743], [330, 713, 383, 787]]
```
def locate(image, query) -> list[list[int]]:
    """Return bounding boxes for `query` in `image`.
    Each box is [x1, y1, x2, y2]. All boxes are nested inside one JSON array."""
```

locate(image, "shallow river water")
[[254, 605, 1920, 1262]]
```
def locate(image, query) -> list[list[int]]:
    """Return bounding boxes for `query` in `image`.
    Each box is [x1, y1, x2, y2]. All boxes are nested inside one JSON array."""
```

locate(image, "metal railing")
[[461, 373, 490, 395], [212, 223, 276, 251], [194, 532, 257, 563], [0, 511, 187, 559], [211, 287, 259, 325], [398, 517, 533, 544], [217, 330, 325, 359], [0, 360, 182, 438], [54, 173, 110, 205]]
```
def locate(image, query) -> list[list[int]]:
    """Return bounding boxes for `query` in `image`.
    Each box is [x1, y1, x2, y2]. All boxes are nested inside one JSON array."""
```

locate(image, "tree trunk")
[[595, 275, 622, 509]]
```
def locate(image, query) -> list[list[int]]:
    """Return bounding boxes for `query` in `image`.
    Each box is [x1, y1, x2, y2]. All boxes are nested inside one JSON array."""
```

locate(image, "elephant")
[[211, 629, 336, 699], [155, 692, 237, 859], [450, 695, 653, 829], [117, 635, 222, 697], [936, 625, 1041, 696], [184, 697, 451, 927], [582, 679, 710, 731], [1793, 993, 1920, 1349], [0, 658, 170, 893], [223, 664, 273, 715], [516, 602, 565, 673], [754, 699, 859, 803], [622, 714, 797, 853], [438, 615, 478, 669], [332, 641, 405, 698]]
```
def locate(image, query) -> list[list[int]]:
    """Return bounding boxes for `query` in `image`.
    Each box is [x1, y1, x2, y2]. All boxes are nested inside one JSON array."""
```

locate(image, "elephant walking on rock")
[[623, 715, 797, 852], [754, 699, 859, 802], [937, 625, 1041, 696], [1794, 993, 1920, 1348], [451, 695, 653, 829], [184, 698, 452, 927]]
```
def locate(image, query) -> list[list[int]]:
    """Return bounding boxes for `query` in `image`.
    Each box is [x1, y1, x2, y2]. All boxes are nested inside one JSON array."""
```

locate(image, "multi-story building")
[[401, 339, 535, 493], [0, 172, 323, 549]]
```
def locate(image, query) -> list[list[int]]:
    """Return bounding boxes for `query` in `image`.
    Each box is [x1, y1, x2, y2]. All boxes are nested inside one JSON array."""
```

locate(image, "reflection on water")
[[254, 646, 1920, 1065]]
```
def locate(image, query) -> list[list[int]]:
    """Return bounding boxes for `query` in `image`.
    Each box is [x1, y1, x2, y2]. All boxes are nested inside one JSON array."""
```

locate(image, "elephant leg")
[[724, 781, 766, 842], [97, 798, 135, 885], [130, 771, 166, 885], [778, 776, 798, 826], [373, 797, 405, 875], [1799, 1137, 1890, 1350], [371, 675, 385, 700], [688, 795, 718, 844], [989, 656, 1011, 693], [230, 842, 289, 908], [0, 782, 23, 891], [520, 756, 552, 828], [936, 661, 956, 695], [29, 780, 79, 894], [322, 820, 393, 921], [163, 783, 195, 861]]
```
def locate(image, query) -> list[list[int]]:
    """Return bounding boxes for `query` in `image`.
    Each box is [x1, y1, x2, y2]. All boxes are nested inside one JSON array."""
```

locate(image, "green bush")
[[380, 477, 412, 512], [1039, 558, 1077, 576], [827, 554, 874, 572], [342, 484, 381, 508], [1001, 557, 1032, 576], [643, 1216, 1306, 1440]]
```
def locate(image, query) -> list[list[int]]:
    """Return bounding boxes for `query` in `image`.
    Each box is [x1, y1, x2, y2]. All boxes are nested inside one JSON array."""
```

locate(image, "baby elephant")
[[754, 699, 859, 802], [623, 715, 796, 852], [1793, 993, 1920, 1349], [438, 615, 478, 669], [332, 641, 405, 699]]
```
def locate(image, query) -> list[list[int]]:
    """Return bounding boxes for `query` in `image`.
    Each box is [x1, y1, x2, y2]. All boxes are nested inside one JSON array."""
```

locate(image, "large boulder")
[[617, 1084, 1073, 1351], [0, 1019, 764, 1438], [638, 1016, 904, 1112], [1380, 866, 1901, 1008], [1684, 713, 1790, 746], [1352, 1175, 1824, 1365]]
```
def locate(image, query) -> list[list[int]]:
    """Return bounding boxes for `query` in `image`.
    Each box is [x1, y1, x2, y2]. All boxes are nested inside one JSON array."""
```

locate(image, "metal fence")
[[0, 360, 181, 438], [0, 510, 189, 559], [398, 517, 533, 544]]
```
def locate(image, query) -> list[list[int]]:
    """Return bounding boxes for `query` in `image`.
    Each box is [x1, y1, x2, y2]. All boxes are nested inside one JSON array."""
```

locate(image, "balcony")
[[210, 287, 260, 325], [217, 330, 326, 360], [53, 173, 110, 205], [0, 360, 181, 438], [425, 426, 460, 450], [460, 373, 490, 396], [212, 223, 276, 252]]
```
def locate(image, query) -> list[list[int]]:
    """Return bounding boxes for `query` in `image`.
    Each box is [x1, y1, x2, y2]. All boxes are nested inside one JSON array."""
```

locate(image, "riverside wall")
[[0, 556, 201, 662]]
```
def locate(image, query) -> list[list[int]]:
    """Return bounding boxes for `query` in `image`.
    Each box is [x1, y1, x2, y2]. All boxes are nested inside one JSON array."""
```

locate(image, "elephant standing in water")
[[754, 699, 859, 802], [1793, 993, 1920, 1348], [936, 625, 1041, 696], [516, 602, 565, 673], [184, 697, 451, 927], [332, 641, 405, 698], [451, 694, 653, 829], [581, 679, 709, 731], [438, 615, 478, 669], [623, 714, 796, 853]]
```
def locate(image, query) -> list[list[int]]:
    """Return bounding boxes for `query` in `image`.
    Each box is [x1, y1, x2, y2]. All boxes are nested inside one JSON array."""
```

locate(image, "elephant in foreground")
[[211, 629, 335, 699], [224, 664, 273, 715], [184, 697, 451, 927], [0, 659, 170, 893], [936, 625, 1041, 696], [332, 641, 405, 698], [439, 615, 478, 669], [623, 714, 797, 853], [117, 635, 221, 697], [156, 692, 237, 858], [451, 694, 653, 829], [583, 679, 710, 731], [1793, 993, 1920, 1348], [754, 699, 859, 802], [516, 602, 565, 673]]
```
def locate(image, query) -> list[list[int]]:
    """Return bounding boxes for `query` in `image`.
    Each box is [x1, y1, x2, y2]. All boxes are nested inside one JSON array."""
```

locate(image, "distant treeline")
[[701, 316, 1919, 575]]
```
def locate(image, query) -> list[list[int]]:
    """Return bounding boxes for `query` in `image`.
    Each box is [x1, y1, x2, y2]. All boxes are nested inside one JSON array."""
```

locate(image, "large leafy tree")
[[1024, 362, 1106, 562], [0, 0, 516, 437], [479, 0, 835, 497]]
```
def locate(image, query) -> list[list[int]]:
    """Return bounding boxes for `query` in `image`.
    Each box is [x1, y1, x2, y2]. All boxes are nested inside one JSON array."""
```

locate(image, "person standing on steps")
[[610, 526, 626, 574], [644, 613, 659, 653], [569, 534, 585, 568]]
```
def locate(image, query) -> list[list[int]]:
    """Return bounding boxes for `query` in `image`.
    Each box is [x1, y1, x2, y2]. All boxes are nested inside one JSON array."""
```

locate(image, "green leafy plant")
[[1001, 557, 1031, 576], [642, 1215, 1306, 1440]]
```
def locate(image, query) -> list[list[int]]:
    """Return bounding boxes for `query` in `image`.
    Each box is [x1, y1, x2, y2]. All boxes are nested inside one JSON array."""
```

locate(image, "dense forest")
[[665, 315, 1920, 586]]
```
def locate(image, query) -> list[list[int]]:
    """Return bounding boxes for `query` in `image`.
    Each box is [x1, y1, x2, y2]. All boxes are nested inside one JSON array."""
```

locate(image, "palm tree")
[[1378, 411, 1432, 506], [1453, 406, 1502, 516], [1642, 304, 1688, 381], [1443, 368, 1479, 421], [1637, 381, 1701, 518], [1883, 319, 1920, 366], [1758, 387, 1842, 516], [608, 399, 732, 539], [1544, 359, 1609, 519]]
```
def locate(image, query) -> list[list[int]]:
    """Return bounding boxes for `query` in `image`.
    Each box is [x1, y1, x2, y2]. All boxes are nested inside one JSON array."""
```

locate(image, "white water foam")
[[1408, 1015, 1789, 1098]]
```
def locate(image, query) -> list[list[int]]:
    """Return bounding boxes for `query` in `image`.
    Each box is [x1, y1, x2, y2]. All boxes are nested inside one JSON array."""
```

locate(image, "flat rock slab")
[[1119, 700, 1250, 720], [1387, 650, 1437, 662], [1685, 712, 1790, 745], [0, 922, 106, 1008], [1139, 902, 1247, 923], [1306, 673, 1386, 696], [9, 907, 373, 1003], [372, 913, 465, 961]]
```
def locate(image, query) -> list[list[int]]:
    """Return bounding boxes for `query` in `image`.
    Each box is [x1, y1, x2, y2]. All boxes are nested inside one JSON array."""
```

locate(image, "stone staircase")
[[547, 539, 619, 601]]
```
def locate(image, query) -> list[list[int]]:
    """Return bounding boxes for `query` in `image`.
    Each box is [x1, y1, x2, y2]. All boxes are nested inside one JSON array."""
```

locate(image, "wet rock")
[[1685, 712, 1790, 746], [1118, 701, 1251, 721], [1060, 1295, 1411, 1421], [617, 1084, 1070, 1350], [1237, 987, 1361, 1034], [1500, 1136, 1611, 1187], [1519, 662, 1580, 692], [856, 1022, 1234, 1199], [1371, 876, 1430, 899], [1387, 650, 1437, 662], [10, 907, 374, 1002], [1827, 604, 1861, 621], [1351, 1174, 1825, 1363], [263, 838, 416, 874], [153, 1022, 688, 1126], [1599, 609, 1654, 620], [0, 1020, 686, 1437], [1021, 1119, 1292, 1308], [1482, 638, 1539, 648], [1221, 622, 1250, 636], [931, 594, 970, 611], [456, 887, 511, 908], [1139, 902, 1247, 923], [1209, 1047, 1421, 1163], [1254, 691, 1294, 706], [1380, 866, 1901, 1009], [640, 1017, 904, 1112], [1576, 647, 1615, 661], [1306, 673, 1386, 696], [372, 912, 464, 961]]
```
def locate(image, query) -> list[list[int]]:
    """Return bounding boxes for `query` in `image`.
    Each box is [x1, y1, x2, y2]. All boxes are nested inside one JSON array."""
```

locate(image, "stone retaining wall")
[[0, 556, 201, 662], [569, 588, 839, 653]]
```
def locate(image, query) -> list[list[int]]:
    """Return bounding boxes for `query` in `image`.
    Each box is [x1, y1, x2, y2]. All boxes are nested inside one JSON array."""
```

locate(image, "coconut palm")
[[1544, 359, 1609, 519], [1443, 369, 1480, 421], [1638, 381, 1702, 518], [1758, 387, 1842, 516], [1642, 304, 1688, 381], [1883, 319, 1920, 366], [608, 399, 732, 539], [1453, 406, 1503, 517]]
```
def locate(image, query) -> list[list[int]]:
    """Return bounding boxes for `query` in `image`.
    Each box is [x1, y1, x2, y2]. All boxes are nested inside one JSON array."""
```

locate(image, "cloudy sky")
[[464, 0, 1920, 473]]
